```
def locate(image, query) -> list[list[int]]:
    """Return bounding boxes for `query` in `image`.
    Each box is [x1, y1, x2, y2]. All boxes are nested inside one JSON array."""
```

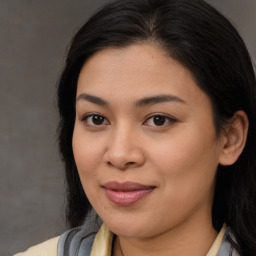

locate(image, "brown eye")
[[153, 116, 166, 126], [83, 114, 109, 126], [144, 115, 176, 127], [92, 115, 105, 125]]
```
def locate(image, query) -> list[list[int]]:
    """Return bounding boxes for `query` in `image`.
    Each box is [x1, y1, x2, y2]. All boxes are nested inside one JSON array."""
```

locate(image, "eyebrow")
[[76, 93, 108, 106], [76, 93, 186, 107], [135, 94, 186, 107]]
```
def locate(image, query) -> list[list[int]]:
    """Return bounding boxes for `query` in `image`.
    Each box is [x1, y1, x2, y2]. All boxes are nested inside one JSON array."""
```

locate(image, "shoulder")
[[13, 225, 98, 256], [13, 236, 59, 256]]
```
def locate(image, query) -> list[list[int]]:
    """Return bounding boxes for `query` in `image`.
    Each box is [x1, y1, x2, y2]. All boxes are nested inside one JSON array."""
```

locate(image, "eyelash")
[[81, 113, 177, 128], [81, 113, 110, 126], [144, 114, 177, 127]]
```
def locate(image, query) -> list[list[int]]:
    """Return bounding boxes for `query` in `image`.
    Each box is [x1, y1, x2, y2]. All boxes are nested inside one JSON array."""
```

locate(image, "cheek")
[[72, 124, 104, 180], [72, 127, 105, 207], [150, 127, 219, 203]]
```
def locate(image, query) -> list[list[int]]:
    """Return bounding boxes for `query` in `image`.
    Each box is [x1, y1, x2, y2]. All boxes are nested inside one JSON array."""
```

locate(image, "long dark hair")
[[57, 0, 256, 255]]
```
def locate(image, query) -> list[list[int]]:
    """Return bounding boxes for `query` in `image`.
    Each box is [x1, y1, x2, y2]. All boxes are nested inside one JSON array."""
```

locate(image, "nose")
[[103, 125, 145, 170]]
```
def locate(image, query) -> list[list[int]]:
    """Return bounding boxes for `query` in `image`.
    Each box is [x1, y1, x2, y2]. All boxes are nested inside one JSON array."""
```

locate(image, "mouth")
[[102, 181, 156, 206]]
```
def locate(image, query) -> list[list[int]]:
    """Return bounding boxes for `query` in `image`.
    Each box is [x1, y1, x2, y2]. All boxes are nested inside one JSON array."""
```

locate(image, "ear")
[[219, 110, 249, 166]]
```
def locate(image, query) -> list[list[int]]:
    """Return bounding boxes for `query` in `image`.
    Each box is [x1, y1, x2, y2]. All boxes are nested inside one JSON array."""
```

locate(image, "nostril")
[[107, 161, 136, 170], [104, 146, 145, 170], [125, 161, 136, 167]]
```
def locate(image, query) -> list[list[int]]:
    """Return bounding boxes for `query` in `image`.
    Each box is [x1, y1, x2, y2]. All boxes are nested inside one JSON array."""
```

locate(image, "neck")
[[113, 214, 218, 256]]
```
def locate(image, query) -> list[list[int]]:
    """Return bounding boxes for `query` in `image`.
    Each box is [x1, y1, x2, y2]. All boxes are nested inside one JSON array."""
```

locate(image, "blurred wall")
[[0, 1, 107, 255], [0, 1, 255, 255]]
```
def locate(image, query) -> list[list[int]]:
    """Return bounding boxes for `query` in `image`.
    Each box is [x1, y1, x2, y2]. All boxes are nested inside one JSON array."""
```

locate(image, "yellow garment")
[[13, 236, 59, 256], [90, 223, 113, 256], [206, 224, 226, 256], [14, 224, 226, 256]]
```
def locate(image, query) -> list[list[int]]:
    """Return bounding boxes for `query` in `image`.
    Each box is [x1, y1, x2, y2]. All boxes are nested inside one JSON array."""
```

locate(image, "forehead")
[[77, 44, 209, 107]]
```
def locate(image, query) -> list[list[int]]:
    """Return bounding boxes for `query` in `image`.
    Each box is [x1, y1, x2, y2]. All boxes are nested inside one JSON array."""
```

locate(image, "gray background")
[[0, 1, 255, 255]]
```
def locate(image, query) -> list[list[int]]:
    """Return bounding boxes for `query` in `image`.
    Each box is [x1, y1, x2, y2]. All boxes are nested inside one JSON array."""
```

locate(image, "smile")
[[102, 181, 155, 206]]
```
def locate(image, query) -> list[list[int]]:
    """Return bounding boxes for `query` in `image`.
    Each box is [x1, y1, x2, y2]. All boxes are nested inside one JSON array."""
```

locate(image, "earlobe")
[[219, 110, 249, 166]]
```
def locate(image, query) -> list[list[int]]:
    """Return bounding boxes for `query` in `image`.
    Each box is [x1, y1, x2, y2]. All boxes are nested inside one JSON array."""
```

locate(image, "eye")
[[82, 114, 109, 126], [144, 115, 176, 127]]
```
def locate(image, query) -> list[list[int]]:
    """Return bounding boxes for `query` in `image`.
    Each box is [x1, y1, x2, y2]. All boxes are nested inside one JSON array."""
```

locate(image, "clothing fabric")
[[13, 236, 59, 256], [14, 223, 238, 256]]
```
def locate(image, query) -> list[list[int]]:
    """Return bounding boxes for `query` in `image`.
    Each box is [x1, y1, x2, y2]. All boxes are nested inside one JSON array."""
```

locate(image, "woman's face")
[[73, 44, 224, 238]]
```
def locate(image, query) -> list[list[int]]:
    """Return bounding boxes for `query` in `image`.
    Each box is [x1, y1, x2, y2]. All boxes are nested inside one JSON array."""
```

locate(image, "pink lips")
[[102, 181, 155, 206]]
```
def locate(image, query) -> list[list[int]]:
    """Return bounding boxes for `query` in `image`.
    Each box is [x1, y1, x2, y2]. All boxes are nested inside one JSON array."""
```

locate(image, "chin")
[[111, 226, 148, 238], [103, 217, 159, 238]]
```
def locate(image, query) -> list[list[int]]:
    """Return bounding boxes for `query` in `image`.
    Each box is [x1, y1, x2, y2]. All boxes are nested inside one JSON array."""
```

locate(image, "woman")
[[15, 0, 256, 255]]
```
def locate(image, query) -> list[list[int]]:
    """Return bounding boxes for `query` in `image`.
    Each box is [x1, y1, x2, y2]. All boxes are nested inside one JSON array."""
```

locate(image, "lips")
[[102, 181, 155, 206]]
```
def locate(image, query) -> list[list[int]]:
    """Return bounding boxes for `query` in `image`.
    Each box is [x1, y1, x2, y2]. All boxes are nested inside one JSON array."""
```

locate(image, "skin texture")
[[72, 44, 247, 256]]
